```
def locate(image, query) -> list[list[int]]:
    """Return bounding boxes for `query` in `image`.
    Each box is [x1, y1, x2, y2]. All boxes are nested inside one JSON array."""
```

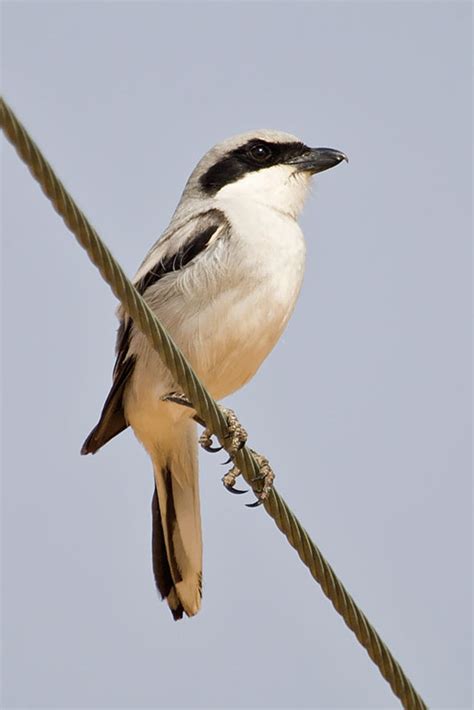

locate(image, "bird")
[[81, 129, 347, 620]]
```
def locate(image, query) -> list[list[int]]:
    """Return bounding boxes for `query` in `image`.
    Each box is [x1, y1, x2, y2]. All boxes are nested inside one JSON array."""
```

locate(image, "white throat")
[[214, 164, 311, 220]]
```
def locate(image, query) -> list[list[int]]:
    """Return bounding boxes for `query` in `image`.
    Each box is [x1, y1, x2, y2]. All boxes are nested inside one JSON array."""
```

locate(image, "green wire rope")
[[1, 96, 428, 710]]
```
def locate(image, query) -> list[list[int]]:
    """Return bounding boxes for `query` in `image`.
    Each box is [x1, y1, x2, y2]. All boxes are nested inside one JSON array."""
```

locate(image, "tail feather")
[[150, 422, 202, 620], [151, 488, 184, 620]]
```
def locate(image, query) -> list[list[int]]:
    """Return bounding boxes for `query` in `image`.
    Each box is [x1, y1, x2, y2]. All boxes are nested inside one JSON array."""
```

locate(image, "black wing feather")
[[134, 224, 218, 294], [81, 217, 222, 456], [81, 320, 134, 455]]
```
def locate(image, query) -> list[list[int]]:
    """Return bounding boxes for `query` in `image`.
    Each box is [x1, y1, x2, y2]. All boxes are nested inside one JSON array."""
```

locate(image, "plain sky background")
[[1, 2, 471, 709]]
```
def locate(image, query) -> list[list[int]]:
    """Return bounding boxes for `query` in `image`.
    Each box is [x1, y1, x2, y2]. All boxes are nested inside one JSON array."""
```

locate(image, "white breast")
[[189, 197, 306, 398]]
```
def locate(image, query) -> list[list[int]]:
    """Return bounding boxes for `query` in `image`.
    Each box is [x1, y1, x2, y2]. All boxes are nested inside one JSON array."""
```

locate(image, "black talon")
[[246, 498, 264, 508], [221, 456, 233, 465], [224, 485, 248, 495], [205, 445, 223, 453]]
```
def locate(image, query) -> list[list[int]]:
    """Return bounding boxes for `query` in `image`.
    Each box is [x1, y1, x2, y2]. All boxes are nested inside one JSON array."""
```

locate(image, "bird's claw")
[[162, 395, 273, 505], [222, 450, 275, 507], [246, 498, 264, 508], [222, 465, 248, 495], [161, 391, 192, 408], [225, 484, 248, 495], [161, 392, 207, 427], [245, 450, 275, 508], [220, 407, 248, 457], [198, 429, 223, 454], [199, 406, 247, 459], [163, 397, 248, 459]]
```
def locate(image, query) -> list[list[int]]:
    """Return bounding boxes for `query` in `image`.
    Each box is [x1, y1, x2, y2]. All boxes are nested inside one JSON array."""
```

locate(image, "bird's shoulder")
[[132, 207, 231, 294]]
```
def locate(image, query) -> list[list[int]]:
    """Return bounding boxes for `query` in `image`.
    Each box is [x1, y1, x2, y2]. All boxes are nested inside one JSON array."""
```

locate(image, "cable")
[[1, 96, 428, 709]]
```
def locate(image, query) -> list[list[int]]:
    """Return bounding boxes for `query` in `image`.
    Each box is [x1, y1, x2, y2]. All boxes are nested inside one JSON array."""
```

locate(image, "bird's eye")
[[248, 143, 273, 163]]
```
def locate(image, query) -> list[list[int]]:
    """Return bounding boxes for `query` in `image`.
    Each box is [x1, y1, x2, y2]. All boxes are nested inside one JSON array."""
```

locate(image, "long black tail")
[[151, 487, 185, 621], [150, 434, 203, 620]]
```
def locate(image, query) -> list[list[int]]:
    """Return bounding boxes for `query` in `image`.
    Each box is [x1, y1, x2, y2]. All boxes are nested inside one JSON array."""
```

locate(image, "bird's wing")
[[81, 208, 229, 455]]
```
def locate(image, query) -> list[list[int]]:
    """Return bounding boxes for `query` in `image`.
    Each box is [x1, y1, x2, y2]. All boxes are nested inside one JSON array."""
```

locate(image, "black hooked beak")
[[288, 147, 348, 175]]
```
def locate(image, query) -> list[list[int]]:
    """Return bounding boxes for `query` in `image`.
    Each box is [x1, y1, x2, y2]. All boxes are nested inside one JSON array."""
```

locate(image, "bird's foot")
[[222, 449, 274, 505], [161, 392, 206, 427], [161, 393, 272, 504], [222, 465, 247, 495], [199, 406, 248, 456], [161, 391, 193, 409], [244, 449, 275, 507], [161, 394, 248, 457]]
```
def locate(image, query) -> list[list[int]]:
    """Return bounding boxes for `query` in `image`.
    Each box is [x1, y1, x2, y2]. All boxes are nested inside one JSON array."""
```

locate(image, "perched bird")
[[82, 130, 346, 620]]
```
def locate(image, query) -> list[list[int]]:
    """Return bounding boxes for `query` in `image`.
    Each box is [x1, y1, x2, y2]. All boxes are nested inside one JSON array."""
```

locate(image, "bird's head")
[[182, 129, 347, 219]]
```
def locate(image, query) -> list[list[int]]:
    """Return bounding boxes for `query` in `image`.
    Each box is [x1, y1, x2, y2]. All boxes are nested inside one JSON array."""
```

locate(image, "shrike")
[[82, 129, 346, 620]]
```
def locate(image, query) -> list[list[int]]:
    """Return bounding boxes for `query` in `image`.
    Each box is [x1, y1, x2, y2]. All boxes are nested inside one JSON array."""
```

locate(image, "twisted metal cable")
[[1, 96, 428, 710]]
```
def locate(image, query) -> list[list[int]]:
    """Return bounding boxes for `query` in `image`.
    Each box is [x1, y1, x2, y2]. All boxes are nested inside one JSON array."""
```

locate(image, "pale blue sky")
[[2, 2, 472, 708]]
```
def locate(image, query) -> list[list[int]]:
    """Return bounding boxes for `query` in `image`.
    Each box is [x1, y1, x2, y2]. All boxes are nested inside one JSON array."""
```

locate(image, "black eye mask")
[[200, 139, 309, 195]]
